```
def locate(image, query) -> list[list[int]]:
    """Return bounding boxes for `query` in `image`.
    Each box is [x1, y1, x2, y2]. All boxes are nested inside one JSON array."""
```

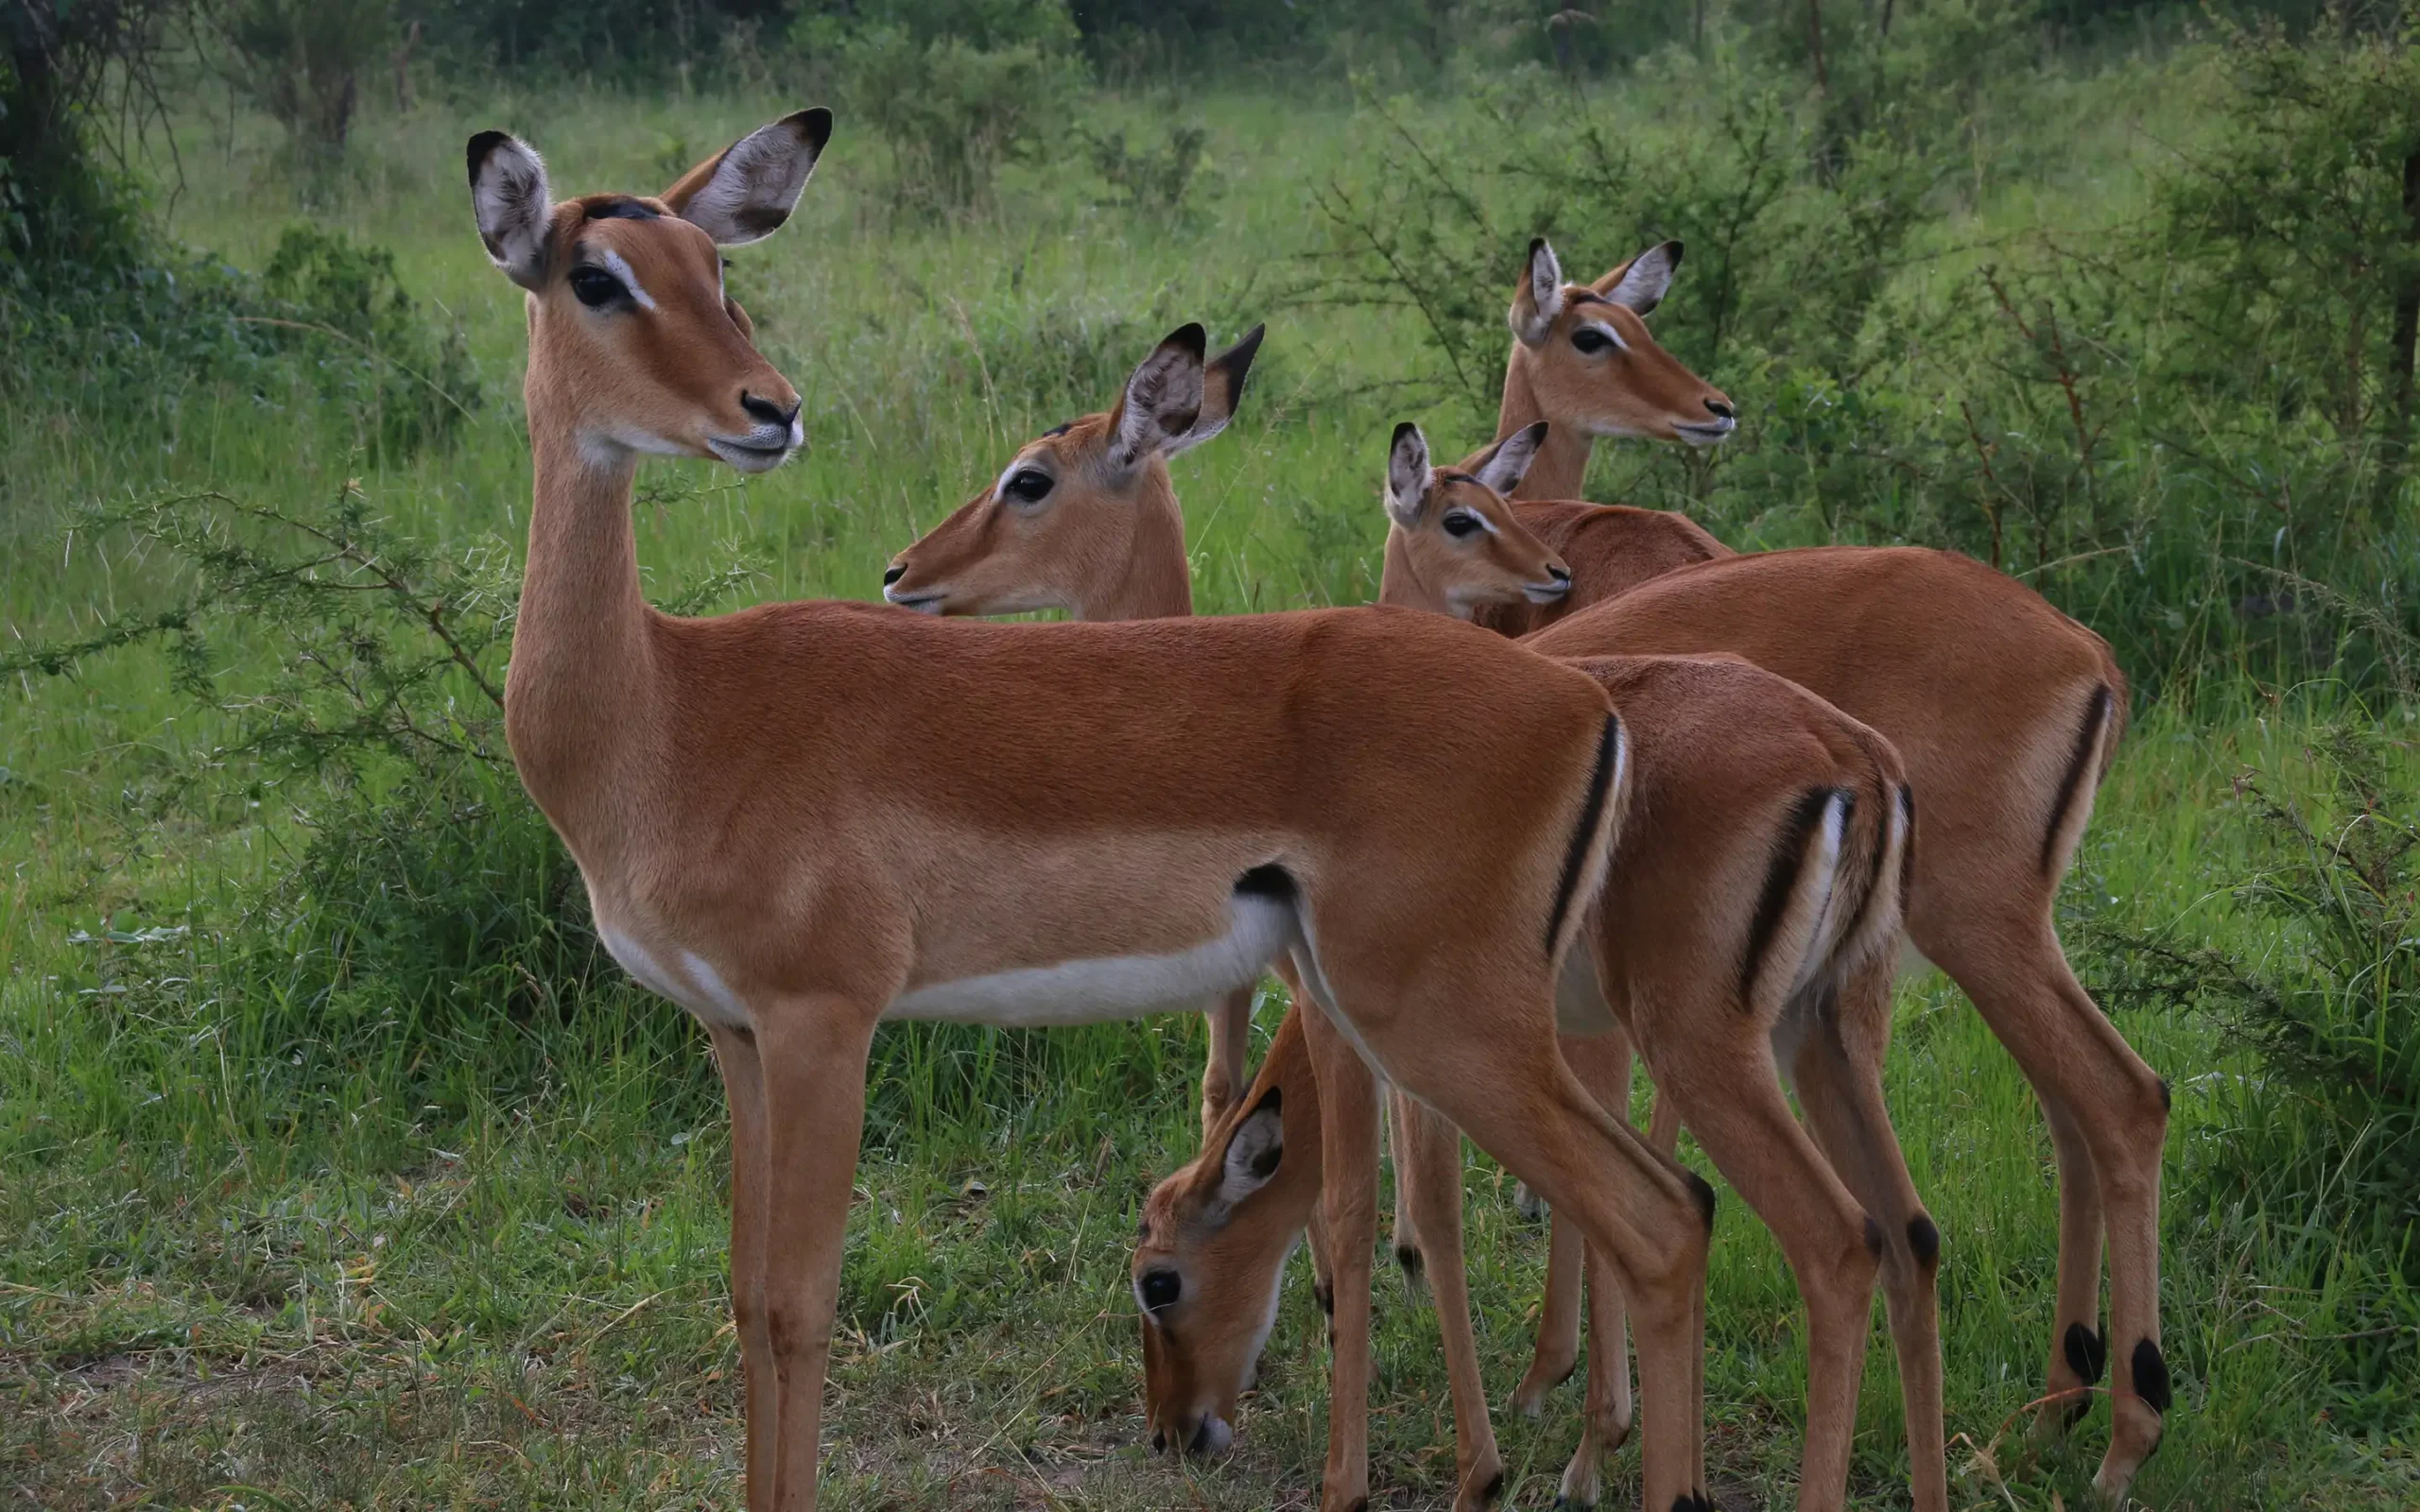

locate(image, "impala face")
[[1509, 237, 1737, 447], [1133, 1087, 1300, 1459], [882, 324, 1264, 617], [467, 111, 829, 472], [1383, 420, 1573, 616]]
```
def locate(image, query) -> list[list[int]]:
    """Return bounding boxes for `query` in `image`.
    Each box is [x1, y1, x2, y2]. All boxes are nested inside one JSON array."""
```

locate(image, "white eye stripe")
[[1577, 320, 1627, 352], [599, 249, 657, 311]]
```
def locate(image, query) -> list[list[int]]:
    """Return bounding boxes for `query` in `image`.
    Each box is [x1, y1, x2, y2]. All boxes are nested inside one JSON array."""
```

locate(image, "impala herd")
[[465, 108, 2171, 1512]]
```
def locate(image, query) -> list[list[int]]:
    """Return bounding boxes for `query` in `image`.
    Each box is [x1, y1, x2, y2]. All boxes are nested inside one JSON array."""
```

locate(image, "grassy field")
[[4, 52, 2416, 1512]]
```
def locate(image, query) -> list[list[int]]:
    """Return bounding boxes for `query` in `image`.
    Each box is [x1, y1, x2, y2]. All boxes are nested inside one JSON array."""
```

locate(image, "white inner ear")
[[1474, 437, 1539, 494], [1517, 241, 1567, 343], [474, 140, 552, 286], [1386, 466, 1434, 526], [1215, 1105, 1284, 1207], [682, 118, 821, 246], [1115, 352, 1204, 470], [1606, 247, 1676, 313]]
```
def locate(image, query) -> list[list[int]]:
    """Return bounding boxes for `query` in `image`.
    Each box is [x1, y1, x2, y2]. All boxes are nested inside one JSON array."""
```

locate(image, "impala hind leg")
[[1557, 1229, 1637, 1509], [708, 1024, 776, 1512], [1393, 1098, 1507, 1510], [1925, 917, 2169, 1497], [751, 1002, 879, 1512], [1201, 982, 1257, 1132], [1787, 970, 1947, 1512], [1650, 1031, 1878, 1512], [1298, 1003, 1382, 1512], [1388, 1089, 1426, 1285], [1513, 1028, 1634, 1418]]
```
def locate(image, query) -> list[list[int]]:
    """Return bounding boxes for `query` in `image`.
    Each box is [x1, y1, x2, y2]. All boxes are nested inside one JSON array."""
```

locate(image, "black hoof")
[[1478, 1468, 1505, 1503]]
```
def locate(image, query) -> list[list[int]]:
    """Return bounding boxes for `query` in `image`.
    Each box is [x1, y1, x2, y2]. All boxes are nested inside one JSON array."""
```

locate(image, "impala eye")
[[1140, 1269, 1181, 1312], [1003, 469, 1054, 504], [1442, 510, 1483, 540], [1571, 326, 1617, 355], [570, 266, 625, 308]]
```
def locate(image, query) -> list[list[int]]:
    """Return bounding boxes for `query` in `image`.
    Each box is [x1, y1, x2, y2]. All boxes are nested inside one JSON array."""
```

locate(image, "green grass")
[[4, 57, 2416, 1512]]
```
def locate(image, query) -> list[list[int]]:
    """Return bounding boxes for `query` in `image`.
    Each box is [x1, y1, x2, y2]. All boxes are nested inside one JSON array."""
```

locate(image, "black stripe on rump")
[[1740, 787, 1845, 1008], [2040, 685, 2114, 876], [1545, 715, 1622, 956]]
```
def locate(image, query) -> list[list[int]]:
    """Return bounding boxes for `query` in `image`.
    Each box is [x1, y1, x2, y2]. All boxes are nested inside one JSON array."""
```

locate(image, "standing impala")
[[464, 114, 1720, 1512], [1475, 236, 2168, 1498], [904, 411, 1943, 1511], [881, 322, 1267, 1132]]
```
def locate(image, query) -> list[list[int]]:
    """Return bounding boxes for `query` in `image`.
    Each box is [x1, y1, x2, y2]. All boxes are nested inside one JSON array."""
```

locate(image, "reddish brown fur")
[[470, 120, 1716, 1512]]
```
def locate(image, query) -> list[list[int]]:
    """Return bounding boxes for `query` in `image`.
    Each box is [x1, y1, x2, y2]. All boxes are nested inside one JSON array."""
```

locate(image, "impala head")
[[1134, 1084, 1302, 1459], [1508, 237, 1735, 447], [1381, 421, 1571, 616], [881, 323, 1264, 617], [466, 109, 830, 472]]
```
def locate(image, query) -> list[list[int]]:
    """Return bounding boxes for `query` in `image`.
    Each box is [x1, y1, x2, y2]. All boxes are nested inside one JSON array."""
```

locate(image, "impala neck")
[[1378, 531, 1469, 620], [505, 410, 660, 816], [1075, 486, 1194, 622], [1496, 351, 1595, 501]]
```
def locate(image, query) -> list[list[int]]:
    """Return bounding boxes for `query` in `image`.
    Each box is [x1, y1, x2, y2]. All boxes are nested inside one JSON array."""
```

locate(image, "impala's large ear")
[[1213, 1088, 1285, 1210], [1469, 421, 1549, 496], [1510, 237, 1566, 346], [1384, 421, 1435, 526], [1165, 323, 1265, 458], [467, 130, 553, 289], [1595, 239, 1682, 315], [663, 107, 832, 247], [1109, 323, 1208, 472]]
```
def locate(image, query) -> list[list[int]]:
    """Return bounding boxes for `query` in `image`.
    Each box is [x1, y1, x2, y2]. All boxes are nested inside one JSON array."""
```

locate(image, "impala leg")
[[1388, 1088, 1426, 1286], [1394, 1097, 1506, 1510], [1298, 1000, 1381, 1512], [1646, 1085, 1683, 1157], [1558, 1224, 1636, 1509], [752, 1001, 879, 1512], [1788, 971, 1947, 1512], [1928, 919, 2169, 1497], [1654, 1033, 1876, 1512], [1517, 1029, 1633, 1417], [1201, 982, 1256, 1132], [709, 1024, 776, 1512]]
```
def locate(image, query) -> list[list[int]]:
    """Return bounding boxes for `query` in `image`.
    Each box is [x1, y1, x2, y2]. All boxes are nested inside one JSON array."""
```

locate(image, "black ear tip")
[[1166, 322, 1208, 359], [793, 106, 835, 151], [1391, 420, 1422, 449], [1523, 421, 1550, 444], [1664, 238, 1685, 265], [1528, 235, 1547, 257], [1251, 1085, 1281, 1117], [466, 129, 510, 185]]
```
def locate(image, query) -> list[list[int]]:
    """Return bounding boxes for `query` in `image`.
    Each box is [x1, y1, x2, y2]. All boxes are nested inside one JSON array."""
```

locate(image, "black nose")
[[1704, 398, 1735, 420], [1186, 1418, 1213, 1455], [740, 390, 799, 428], [1549, 565, 1571, 584], [882, 564, 907, 586]]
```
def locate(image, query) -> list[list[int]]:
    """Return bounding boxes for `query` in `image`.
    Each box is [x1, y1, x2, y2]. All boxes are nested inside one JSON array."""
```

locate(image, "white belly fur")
[[886, 893, 1295, 1027], [597, 924, 755, 1030]]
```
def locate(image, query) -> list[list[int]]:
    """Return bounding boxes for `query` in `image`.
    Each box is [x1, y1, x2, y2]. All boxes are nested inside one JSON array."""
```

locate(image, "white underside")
[[883, 895, 1296, 1027]]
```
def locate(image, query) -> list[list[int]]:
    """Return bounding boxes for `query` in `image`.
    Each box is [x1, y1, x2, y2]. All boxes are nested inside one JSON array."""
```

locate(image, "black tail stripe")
[[1896, 783, 1917, 919], [2040, 685, 2113, 877], [1545, 715, 1621, 956], [1739, 786, 1841, 1008]]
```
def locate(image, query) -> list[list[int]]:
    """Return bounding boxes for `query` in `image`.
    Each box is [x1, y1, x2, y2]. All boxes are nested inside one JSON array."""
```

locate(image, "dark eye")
[[1442, 510, 1482, 539], [1003, 469, 1053, 504], [570, 267, 625, 308], [1571, 327, 1616, 355], [1140, 1269, 1181, 1312]]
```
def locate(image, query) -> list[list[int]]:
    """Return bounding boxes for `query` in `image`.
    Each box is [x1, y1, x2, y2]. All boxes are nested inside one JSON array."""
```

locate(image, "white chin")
[[1524, 587, 1570, 605], [708, 438, 794, 473]]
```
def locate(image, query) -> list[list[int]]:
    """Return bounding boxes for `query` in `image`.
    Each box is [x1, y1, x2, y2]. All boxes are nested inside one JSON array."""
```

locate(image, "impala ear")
[[663, 107, 832, 247], [1165, 324, 1265, 458], [1384, 421, 1435, 527], [1596, 239, 1682, 315], [1469, 421, 1549, 495], [1213, 1088, 1285, 1209], [467, 130, 553, 289], [1110, 323, 1208, 472], [1510, 237, 1566, 346]]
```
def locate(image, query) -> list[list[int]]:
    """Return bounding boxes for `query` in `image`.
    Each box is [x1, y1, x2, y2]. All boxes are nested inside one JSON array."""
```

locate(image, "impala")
[[464, 113, 1716, 1512], [899, 415, 1942, 1510], [1478, 236, 2168, 1497]]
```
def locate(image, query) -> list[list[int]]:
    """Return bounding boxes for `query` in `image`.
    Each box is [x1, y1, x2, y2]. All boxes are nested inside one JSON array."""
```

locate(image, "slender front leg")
[[1299, 994, 1382, 1512], [1559, 1227, 1635, 1509], [709, 1023, 776, 1512], [1394, 1097, 1505, 1510], [752, 999, 880, 1512]]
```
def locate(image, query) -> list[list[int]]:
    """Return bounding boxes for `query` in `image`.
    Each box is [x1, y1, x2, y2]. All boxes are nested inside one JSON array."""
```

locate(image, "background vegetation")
[[4, 0, 2417, 1506]]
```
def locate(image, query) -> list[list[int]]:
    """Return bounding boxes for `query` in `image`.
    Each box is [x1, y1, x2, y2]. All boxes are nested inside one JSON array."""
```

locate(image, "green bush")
[[258, 223, 479, 458]]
